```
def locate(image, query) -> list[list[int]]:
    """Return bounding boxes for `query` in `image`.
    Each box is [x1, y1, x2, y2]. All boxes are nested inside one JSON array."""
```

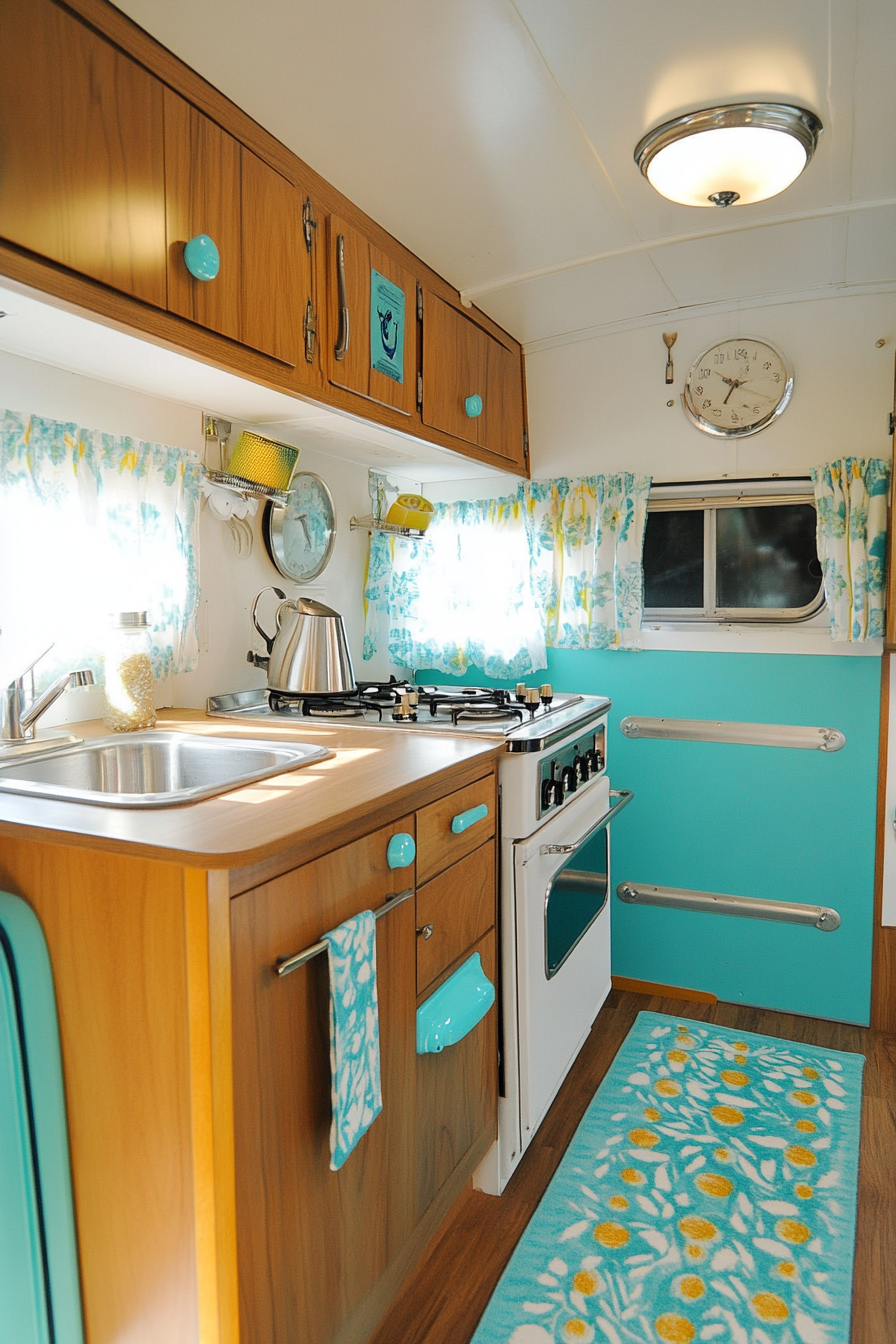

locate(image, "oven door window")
[[545, 825, 608, 979]]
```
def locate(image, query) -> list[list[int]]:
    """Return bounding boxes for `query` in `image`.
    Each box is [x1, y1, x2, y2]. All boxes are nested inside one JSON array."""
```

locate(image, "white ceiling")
[[113, 0, 896, 348]]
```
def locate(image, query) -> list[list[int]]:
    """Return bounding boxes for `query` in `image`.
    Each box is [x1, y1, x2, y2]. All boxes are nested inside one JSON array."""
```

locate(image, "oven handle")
[[539, 789, 633, 856]]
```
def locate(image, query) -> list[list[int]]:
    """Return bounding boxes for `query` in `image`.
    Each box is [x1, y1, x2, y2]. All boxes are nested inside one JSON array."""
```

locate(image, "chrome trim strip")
[[275, 887, 415, 977], [619, 716, 845, 752], [616, 882, 840, 932]]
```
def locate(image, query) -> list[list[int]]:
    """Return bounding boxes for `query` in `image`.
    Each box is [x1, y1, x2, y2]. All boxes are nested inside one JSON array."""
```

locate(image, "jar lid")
[[109, 611, 149, 628]]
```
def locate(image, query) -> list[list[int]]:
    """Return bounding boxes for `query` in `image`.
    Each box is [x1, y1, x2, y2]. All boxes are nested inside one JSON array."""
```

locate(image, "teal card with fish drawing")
[[370, 269, 405, 383]]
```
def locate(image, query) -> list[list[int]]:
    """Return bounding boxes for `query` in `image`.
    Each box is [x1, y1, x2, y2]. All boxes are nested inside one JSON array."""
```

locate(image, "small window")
[[643, 481, 825, 622]]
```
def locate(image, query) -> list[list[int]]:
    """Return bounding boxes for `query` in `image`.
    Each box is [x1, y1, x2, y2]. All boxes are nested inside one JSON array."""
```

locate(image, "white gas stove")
[[208, 679, 631, 1194]]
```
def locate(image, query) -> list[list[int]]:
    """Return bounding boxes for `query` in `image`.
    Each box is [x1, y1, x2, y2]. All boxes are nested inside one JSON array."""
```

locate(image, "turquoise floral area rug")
[[471, 1012, 864, 1344]]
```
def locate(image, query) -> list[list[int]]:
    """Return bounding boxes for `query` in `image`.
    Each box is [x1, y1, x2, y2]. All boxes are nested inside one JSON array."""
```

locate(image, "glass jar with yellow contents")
[[103, 611, 157, 732]]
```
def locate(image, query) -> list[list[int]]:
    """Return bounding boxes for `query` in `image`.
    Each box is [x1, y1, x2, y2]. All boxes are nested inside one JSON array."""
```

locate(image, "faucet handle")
[[9, 643, 54, 689]]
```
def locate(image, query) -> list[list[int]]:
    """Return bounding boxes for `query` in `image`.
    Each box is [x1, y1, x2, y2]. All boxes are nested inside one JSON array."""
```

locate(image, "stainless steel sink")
[[0, 732, 331, 807]]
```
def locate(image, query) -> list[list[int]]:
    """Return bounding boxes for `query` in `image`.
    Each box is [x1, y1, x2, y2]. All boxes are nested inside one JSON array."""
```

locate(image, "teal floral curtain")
[[527, 473, 651, 650], [0, 410, 202, 682], [363, 473, 652, 675], [364, 492, 548, 677], [811, 457, 890, 641]]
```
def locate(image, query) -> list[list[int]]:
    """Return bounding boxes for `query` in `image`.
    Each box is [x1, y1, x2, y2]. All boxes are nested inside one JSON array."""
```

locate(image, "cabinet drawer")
[[416, 841, 495, 995], [416, 773, 496, 884]]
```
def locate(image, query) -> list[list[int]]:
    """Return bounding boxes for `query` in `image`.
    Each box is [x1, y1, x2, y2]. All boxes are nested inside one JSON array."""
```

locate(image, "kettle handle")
[[251, 586, 287, 653]]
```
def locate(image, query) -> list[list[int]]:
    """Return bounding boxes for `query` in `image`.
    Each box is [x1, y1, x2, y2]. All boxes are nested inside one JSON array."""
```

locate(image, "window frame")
[[643, 477, 826, 625]]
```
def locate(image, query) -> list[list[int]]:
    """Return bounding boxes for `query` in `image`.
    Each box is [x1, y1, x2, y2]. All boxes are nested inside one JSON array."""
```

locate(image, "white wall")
[[0, 349, 388, 723], [525, 289, 896, 480]]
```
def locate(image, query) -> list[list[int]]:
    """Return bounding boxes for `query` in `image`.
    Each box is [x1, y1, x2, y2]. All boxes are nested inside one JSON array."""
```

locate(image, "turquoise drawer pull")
[[416, 953, 495, 1054], [465, 394, 483, 418], [183, 233, 220, 280], [451, 803, 488, 834], [387, 832, 416, 869]]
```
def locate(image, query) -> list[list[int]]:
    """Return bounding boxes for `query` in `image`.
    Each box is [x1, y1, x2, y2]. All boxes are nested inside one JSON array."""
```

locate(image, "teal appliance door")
[[0, 894, 84, 1344]]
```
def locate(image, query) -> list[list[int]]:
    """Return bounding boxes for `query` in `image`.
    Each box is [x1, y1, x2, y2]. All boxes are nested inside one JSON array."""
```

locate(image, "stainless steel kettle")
[[250, 587, 356, 697]]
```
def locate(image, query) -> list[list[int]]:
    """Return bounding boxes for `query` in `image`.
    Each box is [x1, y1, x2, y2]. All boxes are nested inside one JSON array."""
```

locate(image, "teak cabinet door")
[[422, 291, 526, 466], [165, 91, 305, 366], [0, 0, 167, 307], [326, 214, 417, 416], [230, 818, 417, 1344]]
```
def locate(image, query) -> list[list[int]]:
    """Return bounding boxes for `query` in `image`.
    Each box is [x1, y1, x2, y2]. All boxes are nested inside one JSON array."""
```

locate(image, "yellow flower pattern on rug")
[[470, 1012, 863, 1344]]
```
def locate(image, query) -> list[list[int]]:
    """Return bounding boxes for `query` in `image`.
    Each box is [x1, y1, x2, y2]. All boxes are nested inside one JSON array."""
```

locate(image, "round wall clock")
[[683, 338, 793, 437], [263, 471, 336, 582]]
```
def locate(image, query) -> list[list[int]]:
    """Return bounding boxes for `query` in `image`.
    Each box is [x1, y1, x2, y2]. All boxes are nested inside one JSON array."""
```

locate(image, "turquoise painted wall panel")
[[418, 650, 880, 1023]]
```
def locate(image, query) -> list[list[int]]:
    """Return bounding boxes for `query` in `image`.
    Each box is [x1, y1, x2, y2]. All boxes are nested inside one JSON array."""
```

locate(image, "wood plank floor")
[[369, 989, 896, 1344]]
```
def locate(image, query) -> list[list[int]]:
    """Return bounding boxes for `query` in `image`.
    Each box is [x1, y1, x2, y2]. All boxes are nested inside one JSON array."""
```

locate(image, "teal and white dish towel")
[[322, 910, 383, 1171]]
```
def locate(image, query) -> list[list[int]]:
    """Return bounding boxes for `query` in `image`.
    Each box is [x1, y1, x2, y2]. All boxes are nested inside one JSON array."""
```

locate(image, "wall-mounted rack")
[[349, 514, 428, 539]]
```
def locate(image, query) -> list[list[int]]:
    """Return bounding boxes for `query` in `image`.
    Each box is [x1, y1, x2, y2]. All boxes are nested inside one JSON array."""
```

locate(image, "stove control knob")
[[574, 752, 589, 781], [561, 765, 578, 796], [515, 682, 527, 702], [539, 683, 554, 705], [541, 776, 562, 810], [587, 748, 604, 775], [407, 689, 419, 706], [525, 687, 540, 708]]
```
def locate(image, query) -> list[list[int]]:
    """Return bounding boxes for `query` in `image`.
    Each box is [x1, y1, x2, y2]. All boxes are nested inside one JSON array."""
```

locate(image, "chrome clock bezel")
[[263, 471, 337, 583], [682, 337, 794, 438]]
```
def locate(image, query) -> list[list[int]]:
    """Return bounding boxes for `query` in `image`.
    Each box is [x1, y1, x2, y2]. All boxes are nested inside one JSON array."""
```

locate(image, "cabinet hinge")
[[889, 411, 896, 437], [522, 427, 529, 466], [304, 298, 317, 363], [417, 371, 423, 409], [416, 282, 423, 321], [302, 196, 318, 253]]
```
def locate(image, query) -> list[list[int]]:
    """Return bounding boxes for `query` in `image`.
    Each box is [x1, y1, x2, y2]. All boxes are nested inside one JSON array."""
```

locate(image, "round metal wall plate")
[[263, 472, 336, 583]]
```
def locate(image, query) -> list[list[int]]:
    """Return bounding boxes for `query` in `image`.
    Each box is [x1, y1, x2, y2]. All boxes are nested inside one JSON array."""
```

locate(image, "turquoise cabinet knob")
[[387, 832, 415, 869], [451, 803, 488, 834], [416, 952, 495, 1054], [183, 233, 220, 281], [464, 394, 483, 418]]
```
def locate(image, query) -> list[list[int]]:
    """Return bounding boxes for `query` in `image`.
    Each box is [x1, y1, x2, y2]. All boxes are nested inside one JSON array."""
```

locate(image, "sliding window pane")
[[643, 510, 704, 608], [716, 504, 821, 609]]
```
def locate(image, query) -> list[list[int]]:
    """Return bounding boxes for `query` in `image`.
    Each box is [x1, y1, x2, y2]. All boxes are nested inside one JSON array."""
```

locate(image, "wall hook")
[[662, 332, 677, 384]]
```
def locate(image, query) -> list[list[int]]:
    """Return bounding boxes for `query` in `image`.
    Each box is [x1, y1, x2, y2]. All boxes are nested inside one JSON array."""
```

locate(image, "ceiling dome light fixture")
[[634, 103, 823, 208]]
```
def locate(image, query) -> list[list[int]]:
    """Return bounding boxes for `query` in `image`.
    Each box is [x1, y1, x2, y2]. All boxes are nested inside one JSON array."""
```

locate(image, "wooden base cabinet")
[[0, 753, 498, 1344], [231, 816, 498, 1344]]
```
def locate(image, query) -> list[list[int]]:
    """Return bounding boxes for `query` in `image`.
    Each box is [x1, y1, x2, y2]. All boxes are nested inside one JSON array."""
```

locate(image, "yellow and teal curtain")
[[811, 457, 890, 642], [0, 409, 202, 682], [363, 473, 651, 676]]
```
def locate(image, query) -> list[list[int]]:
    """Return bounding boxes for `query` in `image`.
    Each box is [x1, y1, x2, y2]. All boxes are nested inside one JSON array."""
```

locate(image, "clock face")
[[264, 472, 336, 583], [683, 339, 793, 437]]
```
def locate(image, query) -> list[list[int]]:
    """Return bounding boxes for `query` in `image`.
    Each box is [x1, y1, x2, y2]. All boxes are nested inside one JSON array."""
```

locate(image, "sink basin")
[[0, 732, 332, 807]]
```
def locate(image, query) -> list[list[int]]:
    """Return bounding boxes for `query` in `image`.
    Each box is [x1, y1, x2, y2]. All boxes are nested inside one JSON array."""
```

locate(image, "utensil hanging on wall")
[[662, 332, 677, 384]]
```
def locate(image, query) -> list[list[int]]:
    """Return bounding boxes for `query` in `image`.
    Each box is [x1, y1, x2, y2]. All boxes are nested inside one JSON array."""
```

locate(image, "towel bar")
[[275, 886, 415, 977], [616, 881, 841, 931]]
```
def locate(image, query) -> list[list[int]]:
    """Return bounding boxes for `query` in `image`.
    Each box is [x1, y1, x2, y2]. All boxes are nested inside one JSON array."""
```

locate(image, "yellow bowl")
[[385, 494, 435, 531], [227, 432, 300, 491]]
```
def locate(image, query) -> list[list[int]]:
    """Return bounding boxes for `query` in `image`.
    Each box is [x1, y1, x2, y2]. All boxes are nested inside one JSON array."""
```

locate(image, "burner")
[[305, 704, 366, 718], [451, 704, 524, 726]]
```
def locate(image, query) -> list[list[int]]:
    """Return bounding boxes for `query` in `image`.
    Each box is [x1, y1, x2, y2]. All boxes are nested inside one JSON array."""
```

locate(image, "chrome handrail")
[[616, 881, 840, 932], [619, 716, 845, 752]]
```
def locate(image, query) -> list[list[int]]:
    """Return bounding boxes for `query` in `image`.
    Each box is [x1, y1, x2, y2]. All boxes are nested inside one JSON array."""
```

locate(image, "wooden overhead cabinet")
[[326, 214, 418, 417], [421, 291, 527, 469], [0, 0, 168, 307], [165, 90, 311, 368]]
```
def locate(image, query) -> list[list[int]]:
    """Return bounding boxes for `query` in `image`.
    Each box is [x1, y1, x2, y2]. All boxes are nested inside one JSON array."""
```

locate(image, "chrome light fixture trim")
[[634, 103, 823, 207]]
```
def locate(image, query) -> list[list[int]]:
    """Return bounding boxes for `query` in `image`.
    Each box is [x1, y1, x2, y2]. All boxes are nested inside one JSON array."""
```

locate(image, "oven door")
[[513, 778, 631, 1144]]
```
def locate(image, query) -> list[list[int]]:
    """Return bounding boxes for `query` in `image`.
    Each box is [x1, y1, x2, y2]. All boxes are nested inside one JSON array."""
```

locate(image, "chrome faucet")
[[2, 645, 95, 743]]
